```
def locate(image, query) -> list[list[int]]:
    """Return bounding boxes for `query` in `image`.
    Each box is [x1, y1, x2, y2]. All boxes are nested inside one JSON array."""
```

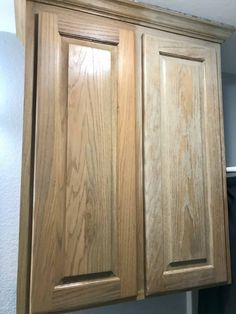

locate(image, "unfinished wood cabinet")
[[18, 1, 234, 313]]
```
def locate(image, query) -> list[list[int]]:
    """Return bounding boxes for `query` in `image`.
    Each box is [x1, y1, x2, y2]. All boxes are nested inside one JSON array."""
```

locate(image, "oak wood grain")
[[18, 2, 231, 313], [135, 30, 145, 300], [117, 29, 137, 297], [14, 0, 26, 44], [30, 12, 63, 313], [20, 6, 137, 313], [216, 45, 232, 283], [65, 43, 114, 277], [52, 277, 121, 310], [160, 55, 207, 266], [143, 33, 229, 294], [17, 3, 34, 314], [28, 0, 235, 43]]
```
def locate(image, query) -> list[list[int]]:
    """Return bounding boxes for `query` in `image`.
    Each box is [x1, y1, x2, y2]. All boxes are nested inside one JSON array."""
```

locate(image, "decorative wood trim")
[[14, 0, 26, 44], [27, 0, 235, 43]]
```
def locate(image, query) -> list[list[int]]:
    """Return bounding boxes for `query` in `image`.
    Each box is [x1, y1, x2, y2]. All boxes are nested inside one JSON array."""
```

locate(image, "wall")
[[0, 32, 24, 314], [0, 0, 15, 33], [222, 72, 236, 167]]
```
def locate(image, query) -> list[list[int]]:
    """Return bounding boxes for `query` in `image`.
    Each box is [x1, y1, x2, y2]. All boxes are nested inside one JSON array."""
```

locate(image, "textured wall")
[[222, 72, 236, 167], [0, 32, 24, 314]]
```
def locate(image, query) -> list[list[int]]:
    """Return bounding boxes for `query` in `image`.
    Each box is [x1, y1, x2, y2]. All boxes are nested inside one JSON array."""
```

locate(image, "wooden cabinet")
[[20, 4, 137, 314], [17, 1, 234, 313], [143, 32, 229, 294]]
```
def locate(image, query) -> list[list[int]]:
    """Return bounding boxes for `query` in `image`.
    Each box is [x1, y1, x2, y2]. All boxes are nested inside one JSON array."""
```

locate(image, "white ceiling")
[[138, 0, 236, 26], [138, 0, 236, 74]]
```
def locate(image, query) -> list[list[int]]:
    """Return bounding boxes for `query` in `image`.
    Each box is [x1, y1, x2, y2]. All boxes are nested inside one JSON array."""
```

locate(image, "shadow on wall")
[[0, 32, 24, 314]]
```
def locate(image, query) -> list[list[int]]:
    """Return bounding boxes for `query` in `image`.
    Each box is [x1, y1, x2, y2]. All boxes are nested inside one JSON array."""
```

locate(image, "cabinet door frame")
[[143, 32, 230, 295], [17, 3, 137, 314]]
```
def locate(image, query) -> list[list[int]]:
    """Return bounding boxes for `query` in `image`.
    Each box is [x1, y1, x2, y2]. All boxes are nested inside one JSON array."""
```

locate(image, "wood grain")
[[143, 33, 229, 294], [52, 277, 121, 310], [30, 12, 63, 313], [117, 29, 137, 297], [65, 43, 114, 277], [216, 44, 231, 283], [28, 0, 235, 43], [19, 6, 137, 313], [17, 3, 34, 314], [18, 1, 231, 313], [143, 34, 163, 295], [135, 30, 145, 300], [160, 55, 207, 266], [14, 0, 26, 44]]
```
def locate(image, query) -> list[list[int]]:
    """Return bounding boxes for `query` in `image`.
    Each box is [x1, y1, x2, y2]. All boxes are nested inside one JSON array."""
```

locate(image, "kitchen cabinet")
[[17, 1, 234, 313], [143, 31, 230, 295]]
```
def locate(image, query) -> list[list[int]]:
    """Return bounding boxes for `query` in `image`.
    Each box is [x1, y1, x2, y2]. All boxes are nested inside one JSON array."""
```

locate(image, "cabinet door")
[[143, 33, 229, 294], [29, 10, 136, 314]]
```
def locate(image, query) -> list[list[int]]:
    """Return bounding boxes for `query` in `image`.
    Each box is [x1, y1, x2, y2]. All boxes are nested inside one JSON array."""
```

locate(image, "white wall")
[[0, 0, 16, 33], [0, 31, 24, 314]]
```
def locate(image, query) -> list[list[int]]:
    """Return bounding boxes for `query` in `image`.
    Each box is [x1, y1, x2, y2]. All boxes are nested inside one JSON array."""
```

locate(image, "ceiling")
[[138, 0, 236, 74]]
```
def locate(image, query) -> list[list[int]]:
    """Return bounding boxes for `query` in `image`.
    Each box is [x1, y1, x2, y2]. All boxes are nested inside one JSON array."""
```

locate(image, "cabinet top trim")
[[29, 0, 235, 43]]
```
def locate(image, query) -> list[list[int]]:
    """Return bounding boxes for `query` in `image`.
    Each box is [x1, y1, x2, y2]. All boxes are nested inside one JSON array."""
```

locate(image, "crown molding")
[[28, 0, 235, 43]]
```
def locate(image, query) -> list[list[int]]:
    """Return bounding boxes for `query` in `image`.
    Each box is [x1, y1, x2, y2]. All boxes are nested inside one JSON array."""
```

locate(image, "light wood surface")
[[143, 33, 229, 294], [23, 7, 137, 314], [27, 0, 235, 43], [14, 0, 26, 44], [65, 43, 114, 277], [216, 45, 232, 282], [17, 1, 232, 313], [17, 3, 35, 313], [117, 28, 137, 297], [30, 12, 63, 313]]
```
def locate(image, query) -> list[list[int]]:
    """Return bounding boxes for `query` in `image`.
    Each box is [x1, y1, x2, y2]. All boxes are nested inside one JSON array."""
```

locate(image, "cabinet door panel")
[[143, 34, 229, 294], [30, 11, 136, 314]]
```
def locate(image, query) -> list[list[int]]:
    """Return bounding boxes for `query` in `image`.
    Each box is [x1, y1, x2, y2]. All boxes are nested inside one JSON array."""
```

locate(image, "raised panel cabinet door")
[[29, 10, 136, 314], [143, 33, 229, 294]]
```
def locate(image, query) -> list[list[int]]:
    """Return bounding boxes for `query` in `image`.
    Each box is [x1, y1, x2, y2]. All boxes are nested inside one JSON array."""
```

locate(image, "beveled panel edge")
[[28, 0, 235, 43]]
